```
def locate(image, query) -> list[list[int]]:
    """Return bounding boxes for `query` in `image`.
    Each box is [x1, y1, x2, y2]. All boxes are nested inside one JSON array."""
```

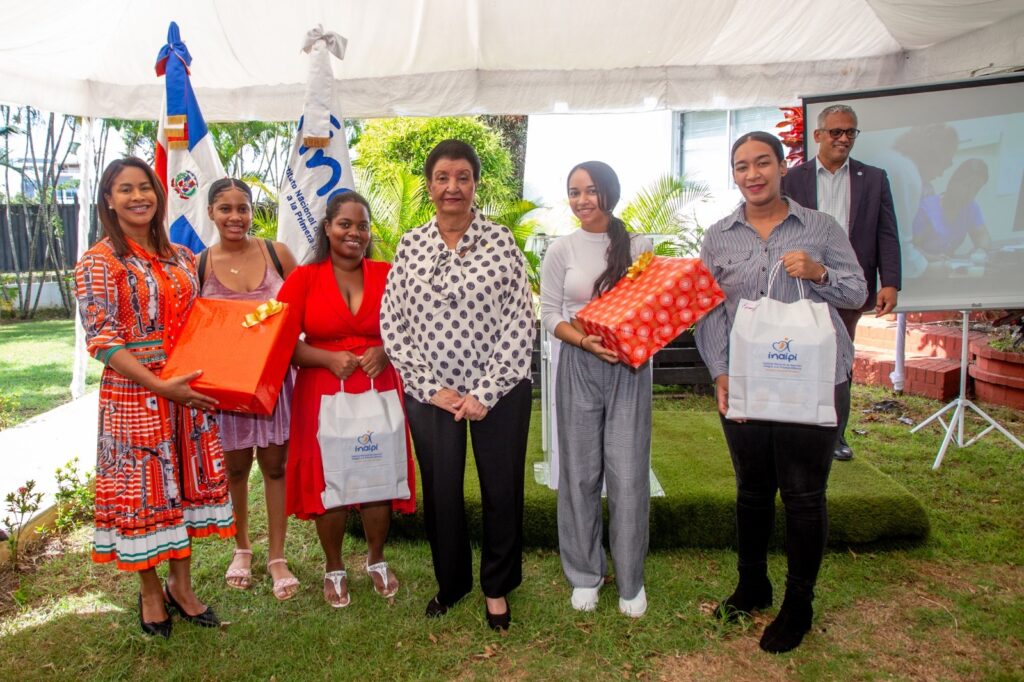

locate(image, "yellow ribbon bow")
[[625, 251, 655, 280], [242, 299, 284, 328]]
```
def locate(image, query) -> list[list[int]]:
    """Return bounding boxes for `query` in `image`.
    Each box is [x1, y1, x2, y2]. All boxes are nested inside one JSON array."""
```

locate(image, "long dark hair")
[[308, 191, 374, 264], [98, 157, 172, 258], [568, 161, 631, 298]]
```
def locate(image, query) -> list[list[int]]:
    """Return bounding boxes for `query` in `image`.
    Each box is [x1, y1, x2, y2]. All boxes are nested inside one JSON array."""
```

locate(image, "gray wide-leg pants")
[[555, 343, 652, 600]]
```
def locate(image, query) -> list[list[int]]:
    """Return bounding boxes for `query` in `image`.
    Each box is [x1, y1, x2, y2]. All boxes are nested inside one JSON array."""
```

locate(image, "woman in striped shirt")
[[695, 132, 866, 653]]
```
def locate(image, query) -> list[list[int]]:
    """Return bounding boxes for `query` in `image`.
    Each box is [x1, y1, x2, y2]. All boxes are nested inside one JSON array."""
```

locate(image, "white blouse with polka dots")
[[380, 210, 535, 409]]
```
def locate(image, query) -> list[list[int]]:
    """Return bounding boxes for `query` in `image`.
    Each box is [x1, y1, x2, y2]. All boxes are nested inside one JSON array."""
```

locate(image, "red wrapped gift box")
[[576, 255, 725, 368], [162, 298, 300, 415]]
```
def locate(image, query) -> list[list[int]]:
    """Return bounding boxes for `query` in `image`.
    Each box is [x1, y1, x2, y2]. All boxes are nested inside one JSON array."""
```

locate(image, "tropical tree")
[[620, 174, 711, 256], [480, 115, 528, 197], [242, 175, 281, 241], [359, 168, 434, 263], [107, 119, 158, 162], [353, 117, 516, 206], [2, 107, 80, 318]]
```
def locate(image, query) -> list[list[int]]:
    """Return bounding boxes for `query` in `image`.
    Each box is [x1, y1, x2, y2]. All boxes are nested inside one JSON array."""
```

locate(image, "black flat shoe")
[[485, 600, 511, 632], [138, 594, 172, 639], [164, 582, 220, 628], [425, 596, 450, 618]]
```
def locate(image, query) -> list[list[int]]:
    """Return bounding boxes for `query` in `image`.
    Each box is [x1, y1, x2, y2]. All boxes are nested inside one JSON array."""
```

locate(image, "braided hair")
[[568, 161, 632, 298]]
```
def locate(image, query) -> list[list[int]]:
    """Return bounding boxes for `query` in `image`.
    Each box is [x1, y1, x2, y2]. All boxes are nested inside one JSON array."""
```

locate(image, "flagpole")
[[70, 116, 94, 400]]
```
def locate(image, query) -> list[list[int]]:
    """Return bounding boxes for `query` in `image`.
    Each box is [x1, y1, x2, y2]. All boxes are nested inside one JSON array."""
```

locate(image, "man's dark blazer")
[[782, 157, 901, 311]]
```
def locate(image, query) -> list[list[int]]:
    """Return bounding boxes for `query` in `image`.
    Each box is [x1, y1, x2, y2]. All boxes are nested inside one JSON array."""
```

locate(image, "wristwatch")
[[816, 267, 828, 285]]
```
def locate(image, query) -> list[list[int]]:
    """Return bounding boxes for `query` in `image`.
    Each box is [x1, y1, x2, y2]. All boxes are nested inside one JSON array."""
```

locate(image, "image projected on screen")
[[805, 75, 1024, 312]]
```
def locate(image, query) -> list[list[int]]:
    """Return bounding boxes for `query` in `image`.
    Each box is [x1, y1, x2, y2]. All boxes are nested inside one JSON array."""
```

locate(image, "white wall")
[[522, 111, 675, 235]]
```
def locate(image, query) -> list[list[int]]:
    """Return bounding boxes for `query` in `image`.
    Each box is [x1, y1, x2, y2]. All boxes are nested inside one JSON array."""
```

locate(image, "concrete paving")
[[0, 391, 98, 518]]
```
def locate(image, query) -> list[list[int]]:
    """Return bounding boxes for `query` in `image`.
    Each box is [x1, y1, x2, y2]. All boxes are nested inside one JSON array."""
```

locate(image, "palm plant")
[[358, 168, 434, 263], [620, 174, 711, 256], [242, 175, 280, 240]]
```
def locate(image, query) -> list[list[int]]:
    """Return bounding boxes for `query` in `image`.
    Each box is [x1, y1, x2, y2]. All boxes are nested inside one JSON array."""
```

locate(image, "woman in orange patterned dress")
[[74, 158, 235, 638]]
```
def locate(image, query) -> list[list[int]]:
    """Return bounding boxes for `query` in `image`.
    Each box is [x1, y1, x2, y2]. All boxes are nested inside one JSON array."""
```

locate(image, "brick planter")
[[968, 339, 1024, 410]]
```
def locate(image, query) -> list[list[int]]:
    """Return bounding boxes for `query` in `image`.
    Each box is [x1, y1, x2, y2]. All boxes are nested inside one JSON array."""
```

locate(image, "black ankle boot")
[[759, 594, 813, 653], [715, 574, 772, 622]]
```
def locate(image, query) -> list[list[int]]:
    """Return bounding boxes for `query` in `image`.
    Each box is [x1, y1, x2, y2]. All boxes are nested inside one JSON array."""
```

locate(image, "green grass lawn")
[[0, 318, 101, 428], [1, 318, 1022, 679], [380, 400, 929, 549], [1, 386, 1022, 680]]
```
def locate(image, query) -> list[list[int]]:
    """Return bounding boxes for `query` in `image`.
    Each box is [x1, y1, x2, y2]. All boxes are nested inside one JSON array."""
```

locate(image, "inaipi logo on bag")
[[352, 431, 381, 460], [769, 337, 798, 362], [764, 337, 802, 372]]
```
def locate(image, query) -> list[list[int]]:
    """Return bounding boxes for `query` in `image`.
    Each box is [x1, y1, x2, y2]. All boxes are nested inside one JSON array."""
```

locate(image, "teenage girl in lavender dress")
[[199, 178, 300, 600]]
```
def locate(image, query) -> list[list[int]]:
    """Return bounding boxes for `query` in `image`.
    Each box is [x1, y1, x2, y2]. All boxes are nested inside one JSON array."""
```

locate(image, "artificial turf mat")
[[376, 407, 930, 548]]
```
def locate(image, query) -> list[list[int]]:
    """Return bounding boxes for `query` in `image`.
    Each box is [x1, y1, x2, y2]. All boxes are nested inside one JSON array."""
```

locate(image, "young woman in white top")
[[540, 161, 654, 617]]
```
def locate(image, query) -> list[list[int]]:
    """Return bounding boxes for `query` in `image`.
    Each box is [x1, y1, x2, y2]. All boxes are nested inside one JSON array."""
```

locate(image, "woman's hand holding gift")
[[157, 370, 219, 411]]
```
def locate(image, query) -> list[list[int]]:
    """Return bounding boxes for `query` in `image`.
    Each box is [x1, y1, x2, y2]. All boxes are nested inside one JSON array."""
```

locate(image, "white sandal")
[[324, 570, 350, 608], [267, 558, 300, 601], [366, 560, 399, 599], [225, 549, 253, 590]]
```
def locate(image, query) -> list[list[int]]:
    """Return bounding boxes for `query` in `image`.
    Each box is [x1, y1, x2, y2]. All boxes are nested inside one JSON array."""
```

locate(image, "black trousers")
[[405, 379, 532, 604], [835, 308, 862, 448], [718, 382, 848, 601]]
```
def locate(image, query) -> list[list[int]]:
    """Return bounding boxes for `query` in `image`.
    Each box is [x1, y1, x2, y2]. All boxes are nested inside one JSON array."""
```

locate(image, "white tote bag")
[[317, 379, 411, 508], [726, 261, 838, 426]]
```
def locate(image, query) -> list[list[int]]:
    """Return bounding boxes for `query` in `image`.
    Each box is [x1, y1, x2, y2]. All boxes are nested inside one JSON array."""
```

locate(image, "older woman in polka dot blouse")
[[381, 139, 534, 632]]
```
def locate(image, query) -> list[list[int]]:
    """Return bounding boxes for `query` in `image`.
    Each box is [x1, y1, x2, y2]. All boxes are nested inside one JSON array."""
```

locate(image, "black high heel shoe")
[[163, 581, 220, 628], [485, 598, 511, 632], [138, 593, 172, 639]]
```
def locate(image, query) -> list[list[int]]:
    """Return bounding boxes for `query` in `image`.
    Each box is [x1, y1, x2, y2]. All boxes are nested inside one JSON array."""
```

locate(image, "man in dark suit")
[[781, 104, 901, 461]]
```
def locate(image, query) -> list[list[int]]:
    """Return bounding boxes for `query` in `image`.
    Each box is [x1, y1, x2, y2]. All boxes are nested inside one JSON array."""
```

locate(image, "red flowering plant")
[[777, 106, 805, 167]]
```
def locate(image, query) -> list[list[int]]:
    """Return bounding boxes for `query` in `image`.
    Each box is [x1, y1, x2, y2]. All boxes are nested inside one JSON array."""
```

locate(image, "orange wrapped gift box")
[[162, 298, 300, 415], [576, 255, 725, 368]]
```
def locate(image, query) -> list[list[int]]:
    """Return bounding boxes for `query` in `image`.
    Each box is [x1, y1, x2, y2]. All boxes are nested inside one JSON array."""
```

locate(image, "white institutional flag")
[[277, 26, 356, 264]]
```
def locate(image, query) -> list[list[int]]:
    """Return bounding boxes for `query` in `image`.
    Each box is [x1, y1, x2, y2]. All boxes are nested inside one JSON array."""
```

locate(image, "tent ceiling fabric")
[[0, 0, 1022, 120]]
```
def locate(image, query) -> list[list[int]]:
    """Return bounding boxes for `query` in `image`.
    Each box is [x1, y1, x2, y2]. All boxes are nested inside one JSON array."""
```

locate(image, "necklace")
[[227, 238, 252, 275]]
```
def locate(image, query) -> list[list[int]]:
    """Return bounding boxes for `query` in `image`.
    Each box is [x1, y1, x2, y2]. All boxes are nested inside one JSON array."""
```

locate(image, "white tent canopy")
[[1, 0, 1023, 121]]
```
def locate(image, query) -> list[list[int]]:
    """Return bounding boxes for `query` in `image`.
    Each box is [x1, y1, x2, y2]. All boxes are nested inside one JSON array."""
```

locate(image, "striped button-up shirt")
[[815, 158, 850, 233], [695, 198, 868, 384]]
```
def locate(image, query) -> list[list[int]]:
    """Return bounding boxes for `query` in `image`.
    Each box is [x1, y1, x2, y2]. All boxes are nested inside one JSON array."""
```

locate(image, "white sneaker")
[[570, 585, 601, 612], [619, 586, 647, 618]]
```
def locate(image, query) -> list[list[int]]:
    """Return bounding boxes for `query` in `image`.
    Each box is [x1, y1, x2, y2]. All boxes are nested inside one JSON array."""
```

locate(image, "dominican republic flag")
[[277, 26, 356, 264], [154, 22, 226, 254]]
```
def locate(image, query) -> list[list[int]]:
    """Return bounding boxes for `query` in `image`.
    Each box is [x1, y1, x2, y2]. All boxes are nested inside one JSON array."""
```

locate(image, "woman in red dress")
[[277, 191, 416, 608]]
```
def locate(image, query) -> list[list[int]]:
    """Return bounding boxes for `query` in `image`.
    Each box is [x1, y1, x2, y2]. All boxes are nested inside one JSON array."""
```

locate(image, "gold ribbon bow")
[[242, 299, 284, 328], [625, 251, 655, 280]]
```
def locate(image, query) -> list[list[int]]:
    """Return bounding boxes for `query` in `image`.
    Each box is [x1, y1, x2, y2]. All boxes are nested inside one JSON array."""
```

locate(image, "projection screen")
[[803, 74, 1024, 312]]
